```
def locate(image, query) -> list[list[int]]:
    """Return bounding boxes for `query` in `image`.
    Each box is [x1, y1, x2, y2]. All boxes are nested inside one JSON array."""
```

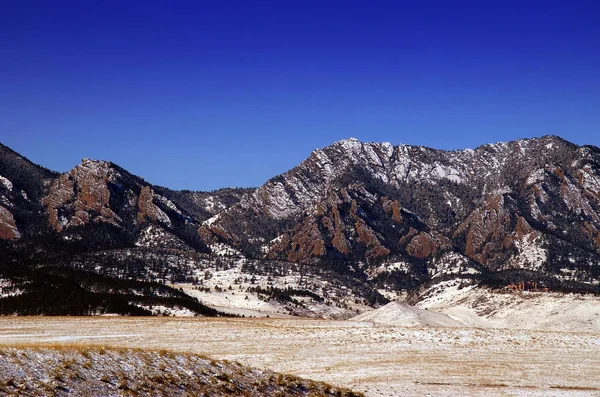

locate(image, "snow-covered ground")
[[172, 255, 600, 333], [0, 317, 598, 397], [415, 279, 600, 332], [181, 283, 296, 318], [174, 255, 600, 333], [352, 301, 464, 327]]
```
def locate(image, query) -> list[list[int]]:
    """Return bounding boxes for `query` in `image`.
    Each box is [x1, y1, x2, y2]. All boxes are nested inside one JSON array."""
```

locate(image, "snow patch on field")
[[1, 317, 599, 397], [136, 304, 196, 317], [176, 258, 370, 319], [182, 284, 292, 318], [353, 301, 464, 327]]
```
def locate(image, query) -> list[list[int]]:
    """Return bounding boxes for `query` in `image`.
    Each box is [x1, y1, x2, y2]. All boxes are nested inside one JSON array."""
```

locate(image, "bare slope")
[[0, 346, 361, 397]]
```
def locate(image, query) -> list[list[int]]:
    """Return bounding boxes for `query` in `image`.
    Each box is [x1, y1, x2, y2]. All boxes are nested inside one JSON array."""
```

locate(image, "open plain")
[[0, 317, 599, 396]]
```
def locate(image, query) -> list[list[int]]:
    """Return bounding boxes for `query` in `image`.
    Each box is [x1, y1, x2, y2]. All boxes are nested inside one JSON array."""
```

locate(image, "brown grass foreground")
[[0, 345, 362, 396], [0, 316, 599, 396]]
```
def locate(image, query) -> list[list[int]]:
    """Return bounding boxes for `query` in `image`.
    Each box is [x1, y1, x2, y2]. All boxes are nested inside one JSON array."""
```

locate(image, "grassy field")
[[0, 317, 599, 396]]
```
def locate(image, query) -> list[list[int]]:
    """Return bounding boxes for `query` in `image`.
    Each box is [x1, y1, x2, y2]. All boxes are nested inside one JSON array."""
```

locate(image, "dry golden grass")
[[0, 317, 598, 396], [0, 345, 363, 397]]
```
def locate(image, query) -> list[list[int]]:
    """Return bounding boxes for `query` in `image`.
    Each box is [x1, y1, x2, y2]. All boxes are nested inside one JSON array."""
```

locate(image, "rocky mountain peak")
[[41, 158, 121, 232], [207, 136, 600, 288], [1, 136, 600, 318]]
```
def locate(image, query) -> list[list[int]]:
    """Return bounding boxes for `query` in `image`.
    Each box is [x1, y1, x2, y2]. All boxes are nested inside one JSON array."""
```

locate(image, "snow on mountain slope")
[[135, 224, 190, 249], [2, 136, 600, 318], [208, 135, 600, 289], [0, 175, 12, 191], [178, 257, 374, 319], [239, 135, 584, 223]]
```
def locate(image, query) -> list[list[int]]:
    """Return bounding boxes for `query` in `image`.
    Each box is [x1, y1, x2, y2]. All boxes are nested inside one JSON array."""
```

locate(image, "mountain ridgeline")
[[1, 136, 599, 315]]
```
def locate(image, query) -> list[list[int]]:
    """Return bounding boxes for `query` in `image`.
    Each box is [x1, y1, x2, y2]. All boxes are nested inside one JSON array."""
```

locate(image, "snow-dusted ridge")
[[1, 135, 600, 318]]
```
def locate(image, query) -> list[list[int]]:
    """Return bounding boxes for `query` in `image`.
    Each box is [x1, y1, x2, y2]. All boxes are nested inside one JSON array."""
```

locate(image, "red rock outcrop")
[[197, 225, 240, 246], [399, 227, 419, 247], [382, 197, 403, 223], [137, 186, 171, 225], [330, 204, 349, 254], [406, 232, 450, 259], [266, 185, 395, 262], [454, 192, 516, 264], [582, 222, 600, 251], [354, 218, 390, 259], [197, 225, 214, 243], [42, 160, 120, 232], [515, 216, 534, 239], [553, 166, 567, 182], [267, 217, 325, 262], [0, 205, 20, 240]]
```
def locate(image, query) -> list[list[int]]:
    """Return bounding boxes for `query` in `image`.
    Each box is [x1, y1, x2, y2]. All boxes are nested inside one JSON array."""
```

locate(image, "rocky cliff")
[[1, 136, 599, 315]]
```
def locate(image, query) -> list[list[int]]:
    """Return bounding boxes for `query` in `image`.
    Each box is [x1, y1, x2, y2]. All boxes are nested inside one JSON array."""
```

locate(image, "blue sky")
[[1, 1, 599, 190]]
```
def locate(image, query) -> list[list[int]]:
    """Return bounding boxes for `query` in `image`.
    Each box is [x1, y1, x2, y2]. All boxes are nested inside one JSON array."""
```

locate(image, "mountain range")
[[1, 135, 599, 315]]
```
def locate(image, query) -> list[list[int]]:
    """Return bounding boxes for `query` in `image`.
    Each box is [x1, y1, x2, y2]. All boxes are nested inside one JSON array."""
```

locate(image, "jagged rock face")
[[453, 191, 540, 268], [455, 192, 515, 264], [2, 135, 600, 292], [0, 174, 20, 240], [197, 224, 240, 246], [0, 205, 20, 240], [265, 184, 445, 266], [406, 231, 451, 260], [238, 137, 480, 224], [219, 136, 600, 284], [242, 138, 396, 220], [137, 186, 171, 226], [34, 159, 212, 256], [232, 136, 594, 226], [42, 159, 121, 232]]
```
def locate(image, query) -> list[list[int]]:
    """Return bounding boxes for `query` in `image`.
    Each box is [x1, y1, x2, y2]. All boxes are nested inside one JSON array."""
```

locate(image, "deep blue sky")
[[1, 1, 599, 191]]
